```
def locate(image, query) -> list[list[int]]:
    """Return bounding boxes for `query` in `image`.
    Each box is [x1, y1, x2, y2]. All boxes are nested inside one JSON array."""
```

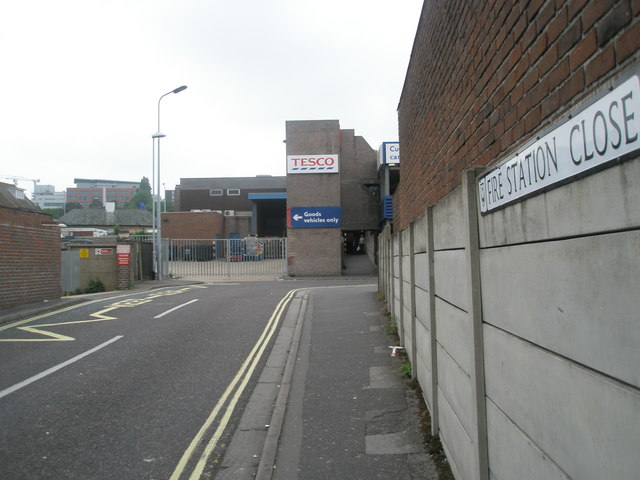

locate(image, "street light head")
[[152, 132, 166, 138], [172, 85, 187, 94]]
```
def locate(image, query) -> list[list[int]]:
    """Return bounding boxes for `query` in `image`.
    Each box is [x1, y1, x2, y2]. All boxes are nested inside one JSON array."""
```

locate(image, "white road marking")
[[0, 335, 124, 399], [154, 299, 199, 318]]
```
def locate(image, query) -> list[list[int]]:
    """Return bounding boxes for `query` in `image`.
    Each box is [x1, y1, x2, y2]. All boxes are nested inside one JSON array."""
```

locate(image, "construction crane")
[[0, 175, 40, 198]]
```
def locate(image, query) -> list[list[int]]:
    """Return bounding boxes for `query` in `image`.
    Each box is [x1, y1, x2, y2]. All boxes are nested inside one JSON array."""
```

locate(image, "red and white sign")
[[95, 248, 113, 255], [117, 253, 130, 266], [117, 244, 131, 254], [287, 154, 339, 174]]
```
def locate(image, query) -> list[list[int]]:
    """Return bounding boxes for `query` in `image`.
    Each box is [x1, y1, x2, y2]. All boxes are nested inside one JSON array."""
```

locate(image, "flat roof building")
[[174, 120, 384, 276]]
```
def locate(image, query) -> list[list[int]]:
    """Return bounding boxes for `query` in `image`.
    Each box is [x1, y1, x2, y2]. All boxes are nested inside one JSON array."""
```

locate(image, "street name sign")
[[478, 75, 640, 214], [287, 206, 342, 228]]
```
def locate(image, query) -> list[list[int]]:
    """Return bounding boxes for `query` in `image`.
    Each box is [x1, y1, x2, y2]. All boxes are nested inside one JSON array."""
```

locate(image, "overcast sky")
[[0, 0, 422, 198]]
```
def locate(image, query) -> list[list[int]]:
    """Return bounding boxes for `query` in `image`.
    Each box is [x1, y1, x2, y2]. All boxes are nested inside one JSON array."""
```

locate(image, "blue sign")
[[288, 206, 341, 228]]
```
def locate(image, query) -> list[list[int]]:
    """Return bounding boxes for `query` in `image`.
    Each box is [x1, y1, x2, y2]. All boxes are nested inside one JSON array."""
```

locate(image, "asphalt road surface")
[[0, 281, 330, 480]]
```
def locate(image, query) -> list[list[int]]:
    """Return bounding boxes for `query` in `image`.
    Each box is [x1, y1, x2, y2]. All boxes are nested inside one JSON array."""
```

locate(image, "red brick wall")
[[0, 208, 61, 309], [396, 0, 640, 230], [161, 211, 224, 239]]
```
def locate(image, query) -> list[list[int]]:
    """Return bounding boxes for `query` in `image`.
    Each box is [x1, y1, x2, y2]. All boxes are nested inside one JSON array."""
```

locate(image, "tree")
[[126, 176, 153, 211], [163, 199, 175, 212], [65, 202, 83, 212], [41, 207, 64, 219]]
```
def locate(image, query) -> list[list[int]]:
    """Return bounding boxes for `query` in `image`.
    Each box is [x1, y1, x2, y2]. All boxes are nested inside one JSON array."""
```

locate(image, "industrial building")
[[66, 178, 140, 208], [173, 119, 394, 276]]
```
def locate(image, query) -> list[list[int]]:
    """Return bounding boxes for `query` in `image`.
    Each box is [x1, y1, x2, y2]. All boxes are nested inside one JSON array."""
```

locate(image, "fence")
[[164, 237, 287, 278], [378, 164, 640, 480]]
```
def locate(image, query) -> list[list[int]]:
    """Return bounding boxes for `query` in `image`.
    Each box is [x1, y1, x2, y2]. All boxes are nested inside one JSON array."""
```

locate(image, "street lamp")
[[153, 85, 187, 280]]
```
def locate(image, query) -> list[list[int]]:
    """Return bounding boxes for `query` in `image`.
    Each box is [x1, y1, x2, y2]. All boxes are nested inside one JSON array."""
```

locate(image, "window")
[[210, 189, 223, 196], [227, 189, 240, 196]]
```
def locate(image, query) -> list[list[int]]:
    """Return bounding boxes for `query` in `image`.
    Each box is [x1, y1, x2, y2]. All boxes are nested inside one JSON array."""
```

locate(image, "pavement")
[[1, 256, 439, 479], [215, 276, 438, 479]]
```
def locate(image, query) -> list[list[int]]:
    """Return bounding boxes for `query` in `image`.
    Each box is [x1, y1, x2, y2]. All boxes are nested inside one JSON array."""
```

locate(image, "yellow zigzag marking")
[[6, 307, 120, 342], [0, 285, 207, 342]]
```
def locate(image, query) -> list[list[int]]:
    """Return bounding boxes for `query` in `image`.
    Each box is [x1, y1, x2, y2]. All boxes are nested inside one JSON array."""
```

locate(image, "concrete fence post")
[[462, 169, 489, 480], [390, 231, 396, 323], [396, 231, 404, 345], [386, 227, 392, 306], [425, 205, 439, 436], [409, 222, 417, 380]]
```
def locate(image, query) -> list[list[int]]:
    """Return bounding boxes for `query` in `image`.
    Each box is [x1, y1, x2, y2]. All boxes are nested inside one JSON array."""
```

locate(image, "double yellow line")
[[170, 288, 301, 480]]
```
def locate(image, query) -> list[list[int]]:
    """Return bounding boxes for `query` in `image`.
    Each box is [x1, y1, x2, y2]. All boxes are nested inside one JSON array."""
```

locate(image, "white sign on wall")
[[287, 154, 339, 174], [478, 75, 640, 214], [378, 142, 400, 166]]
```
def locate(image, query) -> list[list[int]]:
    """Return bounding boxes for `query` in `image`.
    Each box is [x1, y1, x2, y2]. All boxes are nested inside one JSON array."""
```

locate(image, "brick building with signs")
[[285, 120, 379, 275], [173, 121, 382, 275]]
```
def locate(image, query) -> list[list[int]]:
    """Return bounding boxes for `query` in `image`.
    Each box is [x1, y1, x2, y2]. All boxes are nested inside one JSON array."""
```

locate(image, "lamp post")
[[153, 85, 187, 280]]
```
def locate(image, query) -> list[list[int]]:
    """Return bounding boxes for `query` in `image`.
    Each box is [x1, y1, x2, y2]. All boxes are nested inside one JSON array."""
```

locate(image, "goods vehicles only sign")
[[287, 206, 342, 228]]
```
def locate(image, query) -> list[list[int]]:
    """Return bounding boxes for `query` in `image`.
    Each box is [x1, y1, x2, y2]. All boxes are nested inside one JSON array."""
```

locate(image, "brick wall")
[[161, 211, 224, 239], [396, 0, 640, 230], [0, 208, 61, 309], [286, 120, 343, 275]]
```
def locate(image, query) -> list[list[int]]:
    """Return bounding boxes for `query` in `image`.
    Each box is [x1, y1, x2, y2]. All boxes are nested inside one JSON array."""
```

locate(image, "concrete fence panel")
[[479, 159, 640, 248], [436, 359, 476, 480], [484, 324, 640, 480], [485, 398, 570, 480], [480, 230, 640, 389], [433, 250, 469, 311], [378, 155, 640, 479], [432, 185, 465, 250]]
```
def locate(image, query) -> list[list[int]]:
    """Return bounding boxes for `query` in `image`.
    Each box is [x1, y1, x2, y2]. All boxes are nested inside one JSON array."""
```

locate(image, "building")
[[173, 120, 382, 276], [32, 184, 66, 210], [285, 120, 379, 275], [175, 176, 287, 238], [0, 182, 61, 308], [66, 178, 140, 208], [377, 141, 400, 228], [59, 204, 152, 236]]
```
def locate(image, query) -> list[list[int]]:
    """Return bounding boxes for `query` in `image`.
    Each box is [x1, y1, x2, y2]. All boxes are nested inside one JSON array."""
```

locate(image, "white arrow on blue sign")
[[288, 206, 342, 228]]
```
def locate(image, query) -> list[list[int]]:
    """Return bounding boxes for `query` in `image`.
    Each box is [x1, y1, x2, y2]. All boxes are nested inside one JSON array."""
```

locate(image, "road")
[[0, 281, 318, 480]]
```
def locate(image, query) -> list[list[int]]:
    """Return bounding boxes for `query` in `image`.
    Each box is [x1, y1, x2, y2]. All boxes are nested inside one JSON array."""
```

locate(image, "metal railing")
[[163, 237, 288, 278]]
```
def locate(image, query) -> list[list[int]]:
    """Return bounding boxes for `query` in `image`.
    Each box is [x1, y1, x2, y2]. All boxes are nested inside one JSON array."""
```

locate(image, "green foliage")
[[71, 279, 106, 295], [125, 176, 153, 211], [65, 202, 83, 212], [400, 362, 412, 378], [139, 176, 151, 192], [85, 279, 106, 293], [41, 207, 64, 219], [385, 316, 398, 336]]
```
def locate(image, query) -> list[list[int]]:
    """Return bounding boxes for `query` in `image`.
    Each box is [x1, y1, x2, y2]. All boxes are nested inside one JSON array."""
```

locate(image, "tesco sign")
[[287, 154, 339, 174]]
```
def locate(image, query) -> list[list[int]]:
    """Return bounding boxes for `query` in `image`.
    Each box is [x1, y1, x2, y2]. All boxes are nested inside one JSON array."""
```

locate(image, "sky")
[[0, 0, 423, 199]]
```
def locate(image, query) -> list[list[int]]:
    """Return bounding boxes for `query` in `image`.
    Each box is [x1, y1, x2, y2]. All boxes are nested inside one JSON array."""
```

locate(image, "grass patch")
[[72, 279, 106, 295], [385, 316, 398, 337]]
